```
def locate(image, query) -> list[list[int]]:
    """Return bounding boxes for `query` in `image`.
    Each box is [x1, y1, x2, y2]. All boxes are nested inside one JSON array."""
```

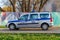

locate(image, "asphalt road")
[[0, 27, 60, 33]]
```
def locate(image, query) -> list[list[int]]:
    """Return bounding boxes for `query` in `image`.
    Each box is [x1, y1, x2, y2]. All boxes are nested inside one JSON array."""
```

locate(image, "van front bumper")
[[5, 23, 10, 28]]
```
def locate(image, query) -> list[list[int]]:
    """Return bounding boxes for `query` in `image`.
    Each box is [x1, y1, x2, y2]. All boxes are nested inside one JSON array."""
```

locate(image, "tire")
[[9, 24, 16, 30], [41, 23, 49, 30], [16, 28, 19, 30]]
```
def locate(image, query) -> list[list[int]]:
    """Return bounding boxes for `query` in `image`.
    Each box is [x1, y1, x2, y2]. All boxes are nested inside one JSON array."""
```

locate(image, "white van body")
[[6, 12, 53, 30]]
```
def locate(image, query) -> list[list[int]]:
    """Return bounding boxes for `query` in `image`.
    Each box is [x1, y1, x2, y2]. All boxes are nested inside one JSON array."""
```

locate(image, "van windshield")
[[40, 14, 49, 18]]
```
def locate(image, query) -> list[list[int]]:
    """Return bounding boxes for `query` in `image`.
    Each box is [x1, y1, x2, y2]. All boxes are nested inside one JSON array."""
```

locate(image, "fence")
[[0, 12, 20, 26]]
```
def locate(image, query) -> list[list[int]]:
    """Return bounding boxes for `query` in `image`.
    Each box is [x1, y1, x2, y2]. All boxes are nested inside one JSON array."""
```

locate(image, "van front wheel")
[[41, 24, 49, 30], [9, 24, 16, 30]]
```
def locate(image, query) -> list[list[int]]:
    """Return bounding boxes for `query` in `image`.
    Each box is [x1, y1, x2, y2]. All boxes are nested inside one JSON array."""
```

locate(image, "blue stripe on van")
[[8, 18, 50, 23], [18, 23, 39, 25], [39, 18, 50, 20]]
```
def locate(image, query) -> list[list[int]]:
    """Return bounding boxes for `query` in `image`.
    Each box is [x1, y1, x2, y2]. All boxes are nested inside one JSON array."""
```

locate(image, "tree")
[[0, 7, 5, 12], [28, 0, 30, 12], [16, 0, 22, 12], [39, 0, 48, 12], [1, 0, 48, 12], [2, 6, 13, 12], [9, 0, 16, 12]]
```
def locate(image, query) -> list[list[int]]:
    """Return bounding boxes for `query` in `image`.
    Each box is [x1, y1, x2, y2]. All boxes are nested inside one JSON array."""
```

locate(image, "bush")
[[0, 33, 60, 40]]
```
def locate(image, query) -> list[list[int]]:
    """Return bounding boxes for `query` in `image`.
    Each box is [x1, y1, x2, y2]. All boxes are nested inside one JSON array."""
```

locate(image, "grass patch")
[[0, 33, 60, 40], [0, 26, 6, 28]]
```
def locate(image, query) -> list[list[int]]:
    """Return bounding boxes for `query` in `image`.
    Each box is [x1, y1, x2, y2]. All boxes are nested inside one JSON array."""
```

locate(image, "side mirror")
[[18, 18, 20, 20]]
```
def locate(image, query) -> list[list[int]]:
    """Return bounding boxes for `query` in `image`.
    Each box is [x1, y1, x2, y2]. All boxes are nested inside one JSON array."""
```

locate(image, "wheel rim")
[[10, 25, 15, 29], [42, 24, 48, 29]]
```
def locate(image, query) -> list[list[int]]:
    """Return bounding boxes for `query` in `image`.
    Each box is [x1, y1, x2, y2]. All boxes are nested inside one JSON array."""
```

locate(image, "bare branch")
[[9, 0, 16, 12]]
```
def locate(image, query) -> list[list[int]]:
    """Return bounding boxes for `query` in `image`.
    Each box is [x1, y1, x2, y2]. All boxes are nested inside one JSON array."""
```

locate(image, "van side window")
[[19, 14, 28, 21], [40, 14, 49, 18], [30, 14, 38, 20]]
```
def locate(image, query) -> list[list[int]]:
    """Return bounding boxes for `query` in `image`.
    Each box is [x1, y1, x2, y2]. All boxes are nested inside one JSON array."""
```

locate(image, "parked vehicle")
[[6, 12, 53, 30]]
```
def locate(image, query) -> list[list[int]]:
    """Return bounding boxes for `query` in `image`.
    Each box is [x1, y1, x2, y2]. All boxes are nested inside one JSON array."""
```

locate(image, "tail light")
[[50, 14, 53, 22], [50, 18, 53, 22]]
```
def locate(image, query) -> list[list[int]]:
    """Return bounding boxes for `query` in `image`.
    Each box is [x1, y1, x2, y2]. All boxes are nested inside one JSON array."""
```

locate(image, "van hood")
[[8, 20, 25, 23]]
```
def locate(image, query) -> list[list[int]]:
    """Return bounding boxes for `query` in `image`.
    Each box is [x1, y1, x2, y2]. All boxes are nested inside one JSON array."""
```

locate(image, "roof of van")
[[20, 12, 50, 15]]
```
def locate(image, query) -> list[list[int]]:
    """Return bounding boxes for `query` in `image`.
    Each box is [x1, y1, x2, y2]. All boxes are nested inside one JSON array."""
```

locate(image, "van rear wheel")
[[41, 24, 49, 30]]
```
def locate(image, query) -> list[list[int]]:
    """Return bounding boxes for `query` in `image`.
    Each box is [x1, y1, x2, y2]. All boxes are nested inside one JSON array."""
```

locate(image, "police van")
[[6, 12, 53, 30]]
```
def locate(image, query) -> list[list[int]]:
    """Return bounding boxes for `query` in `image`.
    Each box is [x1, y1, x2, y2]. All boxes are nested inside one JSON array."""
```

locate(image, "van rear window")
[[40, 14, 49, 18]]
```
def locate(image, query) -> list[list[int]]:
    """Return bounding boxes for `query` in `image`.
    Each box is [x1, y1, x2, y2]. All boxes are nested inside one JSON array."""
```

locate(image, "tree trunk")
[[17, 0, 22, 12], [39, 0, 43, 12], [9, 0, 16, 12], [28, 0, 30, 12], [22, 0, 26, 12], [39, 0, 48, 12]]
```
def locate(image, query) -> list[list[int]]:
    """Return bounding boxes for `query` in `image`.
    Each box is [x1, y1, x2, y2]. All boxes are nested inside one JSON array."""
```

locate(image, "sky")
[[0, 0, 4, 7], [0, 0, 9, 8]]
